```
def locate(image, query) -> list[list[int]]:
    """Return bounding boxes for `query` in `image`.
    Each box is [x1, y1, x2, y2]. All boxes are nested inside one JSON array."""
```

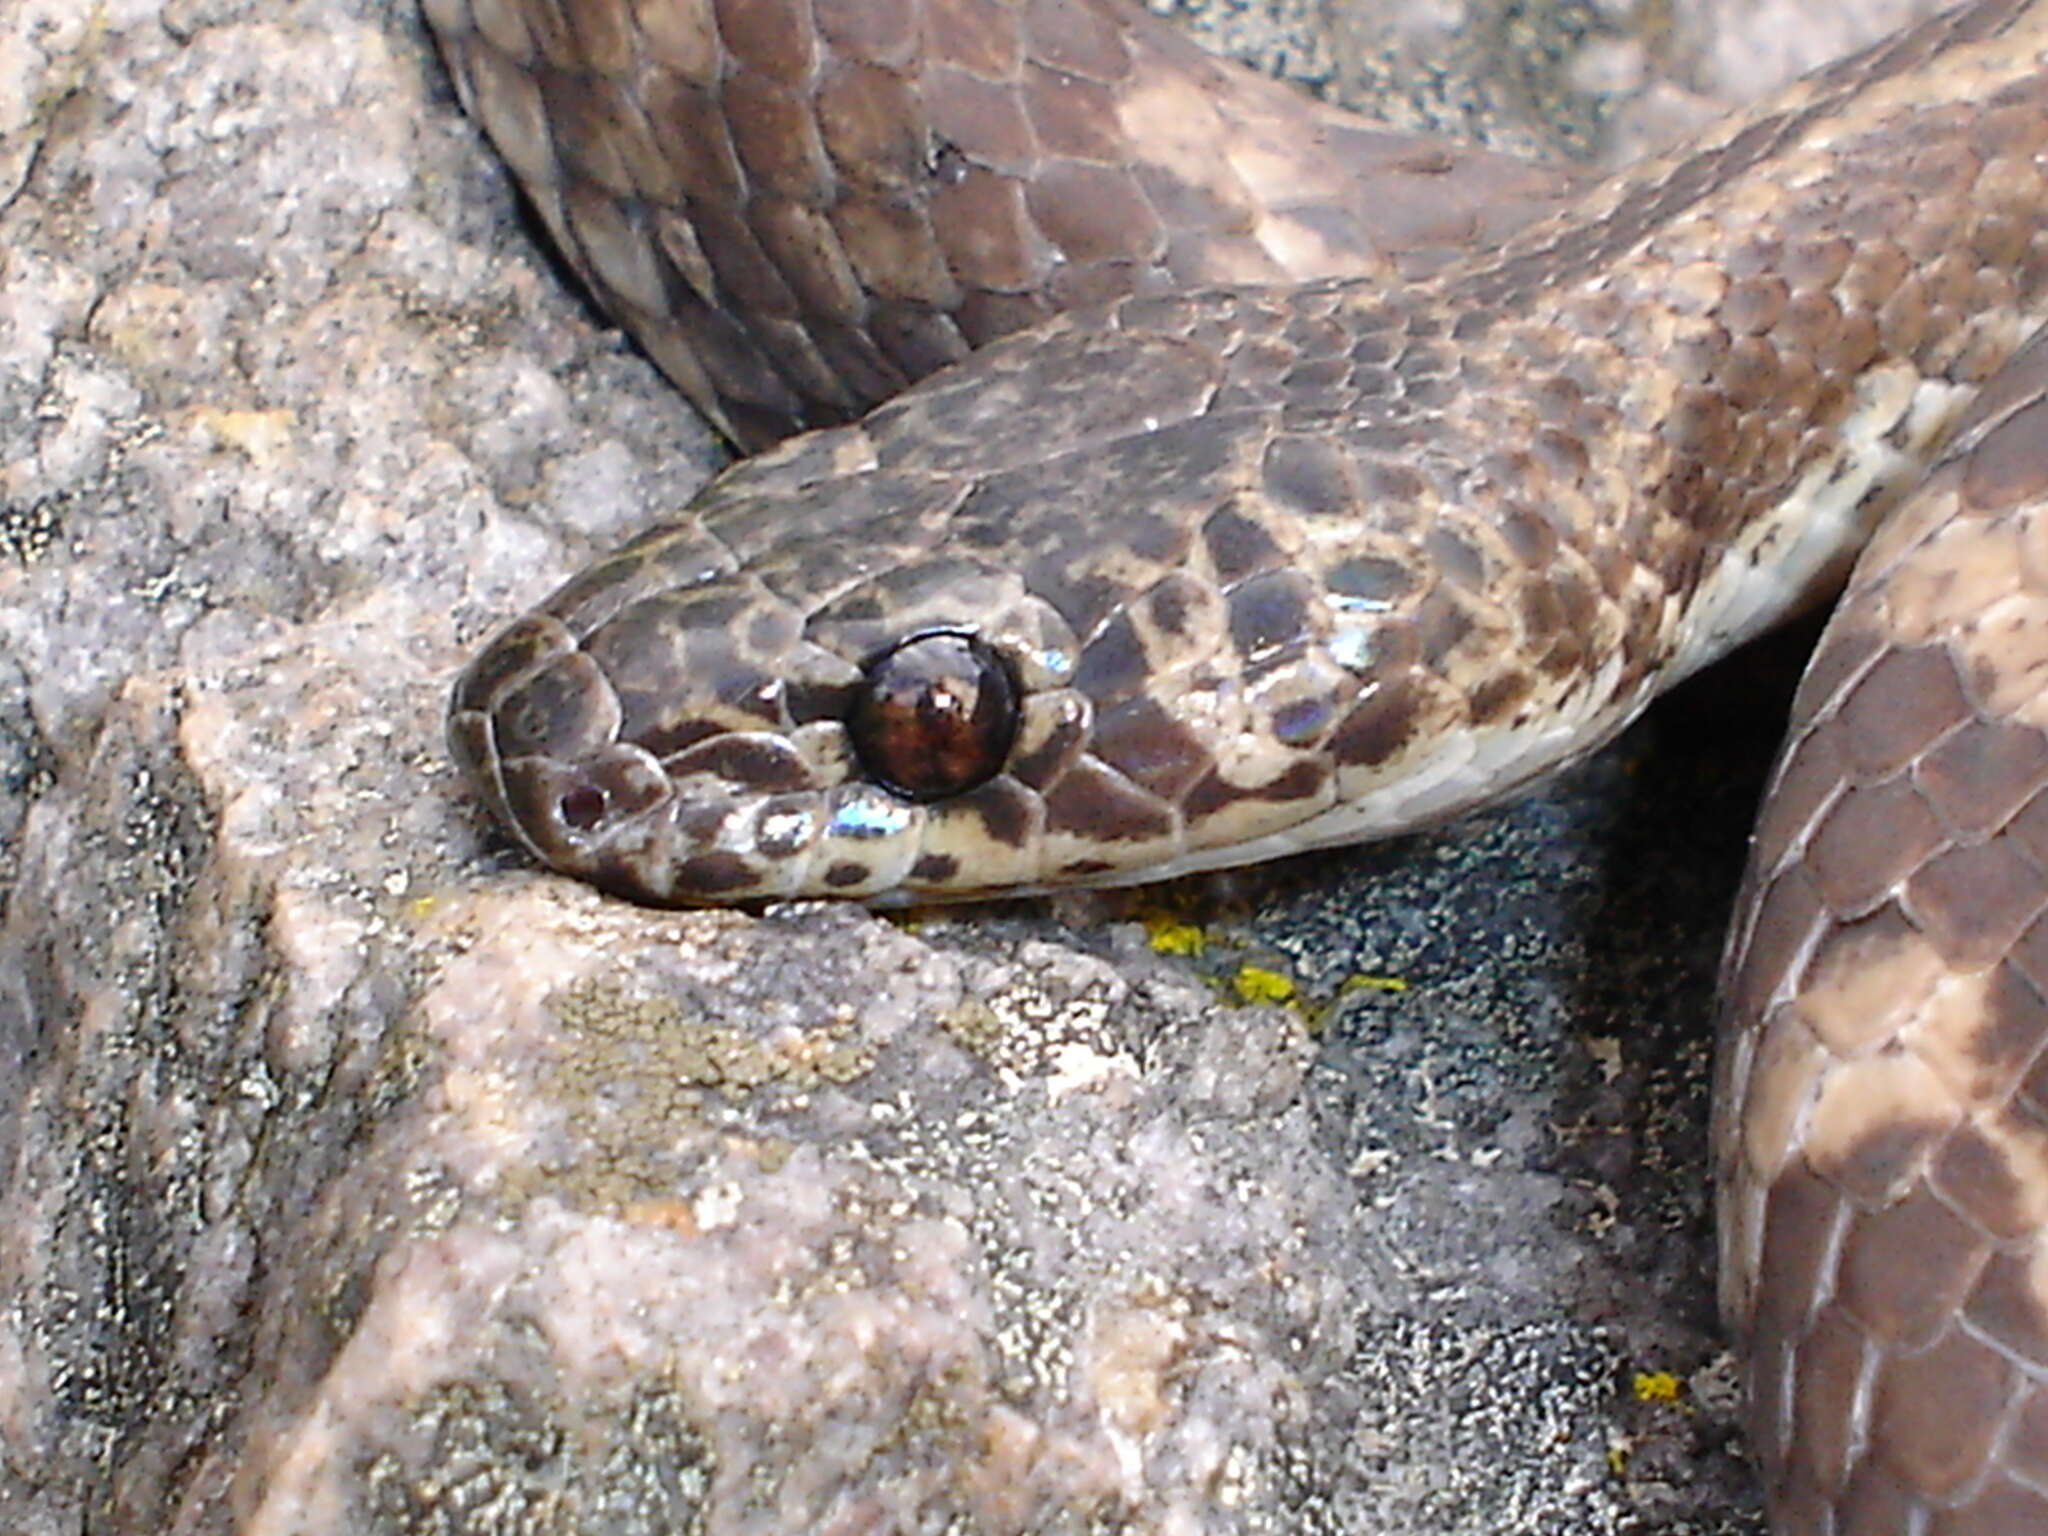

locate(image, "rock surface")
[[0, 1, 1945, 1532]]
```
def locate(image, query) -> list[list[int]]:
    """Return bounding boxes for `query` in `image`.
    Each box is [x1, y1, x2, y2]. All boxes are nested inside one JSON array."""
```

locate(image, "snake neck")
[[1391, 0, 2048, 702]]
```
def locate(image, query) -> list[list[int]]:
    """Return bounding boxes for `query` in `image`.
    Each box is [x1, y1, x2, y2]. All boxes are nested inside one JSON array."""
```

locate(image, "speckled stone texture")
[[0, 1, 1949, 1533]]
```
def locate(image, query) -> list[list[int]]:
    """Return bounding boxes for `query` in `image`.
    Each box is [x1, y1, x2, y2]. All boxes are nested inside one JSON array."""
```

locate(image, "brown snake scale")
[[421, 0, 2048, 1529]]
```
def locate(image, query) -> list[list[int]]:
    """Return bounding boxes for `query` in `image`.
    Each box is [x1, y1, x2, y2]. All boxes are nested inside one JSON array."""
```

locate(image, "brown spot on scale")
[[1907, 961, 2048, 1108], [1412, 588, 1476, 668], [1073, 612, 1153, 704], [1043, 763, 1174, 841], [1262, 758, 1328, 802], [1776, 1307, 1862, 1488], [493, 651, 620, 760], [1837, 644, 1971, 779], [664, 733, 817, 792], [1259, 676, 1347, 747], [1726, 867, 1827, 1031], [785, 675, 858, 724], [1970, 600, 2048, 737], [634, 715, 727, 759], [670, 851, 766, 898], [813, 60, 930, 184], [1931, 1111, 2048, 1241], [1006, 693, 1092, 790], [1467, 669, 1534, 726], [1324, 553, 1417, 611], [1803, 775, 1941, 916], [1833, 1184, 1986, 1346], [1181, 758, 1327, 821], [1868, 1326, 2012, 1500], [1422, 526, 1485, 589], [911, 851, 961, 883], [1018, 55, 1121, 159], [1749, 714, 1847, 864], [1090, 696, 1212, 801], [823, 860, 871, 888], [1226, 569, 1318, 665], [1914, 720, 2048, 841], [955, 777, 1038, 849], [1329, 678, 1422, 767], [1745, 1159, 1845, 1342], [1965, 396, 2048, 509], [1909, 839, 2048, 969], [1260, 433, 1361, 519], [1796, 909, 1943, 1062], [1136, 572, 1205, 639], [1121, 504, 1196, 567], [1803, 1051, 1961, 1203], [752, 795, 820, 860], [1963, 1248, 2048, 1369], [1027, 161, 1166, 266], [453, 611, 572, 714]]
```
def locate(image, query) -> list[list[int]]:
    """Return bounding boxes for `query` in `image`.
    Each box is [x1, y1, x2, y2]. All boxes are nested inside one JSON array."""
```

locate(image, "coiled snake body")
[[425, 0, 2048, 1529]]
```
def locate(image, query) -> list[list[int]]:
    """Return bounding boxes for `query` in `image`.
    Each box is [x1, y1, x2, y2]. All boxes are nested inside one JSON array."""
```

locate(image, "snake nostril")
[[849, 631, 1019, 802], [559, 782, 609, 830]]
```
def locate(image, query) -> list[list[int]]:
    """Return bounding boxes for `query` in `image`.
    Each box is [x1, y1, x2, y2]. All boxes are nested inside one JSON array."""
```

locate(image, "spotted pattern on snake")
[[422, 0, 2048, 1530]]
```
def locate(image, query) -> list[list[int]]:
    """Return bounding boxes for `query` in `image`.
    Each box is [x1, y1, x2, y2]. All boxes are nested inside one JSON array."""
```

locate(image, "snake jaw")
[[450, 553, 1088, 902]]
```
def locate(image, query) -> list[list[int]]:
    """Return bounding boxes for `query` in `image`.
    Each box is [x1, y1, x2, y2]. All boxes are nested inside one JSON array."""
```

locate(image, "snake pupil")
[[849, 632, 1018, 802], [559, 782, 608, 830]]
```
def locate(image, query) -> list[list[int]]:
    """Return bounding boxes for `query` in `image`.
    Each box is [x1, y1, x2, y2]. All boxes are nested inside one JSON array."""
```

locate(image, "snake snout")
[[446, 569, 844, 902], [450, 557, 1086, 902]]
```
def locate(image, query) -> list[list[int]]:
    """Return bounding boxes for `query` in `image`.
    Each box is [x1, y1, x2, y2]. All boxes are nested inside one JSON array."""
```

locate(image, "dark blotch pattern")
[[1089, 696, 1212, 801], [1330, 681, 1421, 767], [1226, 570, 1316, 665], [1200, 500, 1285, 583], [1043, 762, 1176, 840]]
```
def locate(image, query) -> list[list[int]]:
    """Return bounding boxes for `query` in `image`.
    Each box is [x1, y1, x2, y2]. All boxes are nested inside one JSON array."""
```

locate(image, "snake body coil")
[[426, 0, 2048, 1530]]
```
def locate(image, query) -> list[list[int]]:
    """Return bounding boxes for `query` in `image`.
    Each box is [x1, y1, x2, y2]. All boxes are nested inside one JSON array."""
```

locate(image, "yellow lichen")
[[1339, 972, 1409, 995], [1632, 1369, 1684, 1404], [1229, 965, 1297, 1007], [1144, 916, 1207, 957]]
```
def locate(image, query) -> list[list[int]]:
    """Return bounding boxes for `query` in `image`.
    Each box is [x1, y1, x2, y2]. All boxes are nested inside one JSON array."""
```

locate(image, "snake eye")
[[849, 631, 1019, 802]]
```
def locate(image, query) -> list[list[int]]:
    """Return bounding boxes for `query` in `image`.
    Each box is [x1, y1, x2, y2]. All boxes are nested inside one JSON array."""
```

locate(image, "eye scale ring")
[[848, 631, 1021, 803]]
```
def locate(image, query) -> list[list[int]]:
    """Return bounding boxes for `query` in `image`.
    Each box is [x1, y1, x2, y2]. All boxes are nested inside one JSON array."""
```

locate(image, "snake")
[[420, 0, 2048, 1529]]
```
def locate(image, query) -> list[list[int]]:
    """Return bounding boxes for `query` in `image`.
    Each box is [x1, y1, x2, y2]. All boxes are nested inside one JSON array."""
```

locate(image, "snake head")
[[449, 516, 1132, 904], [446, 468, 1497, 906], [448, 291, 1623, 905]]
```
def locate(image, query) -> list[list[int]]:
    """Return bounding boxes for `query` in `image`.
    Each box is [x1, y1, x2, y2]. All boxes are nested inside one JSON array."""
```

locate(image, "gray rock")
[[0, 1, 1939, 1532]]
